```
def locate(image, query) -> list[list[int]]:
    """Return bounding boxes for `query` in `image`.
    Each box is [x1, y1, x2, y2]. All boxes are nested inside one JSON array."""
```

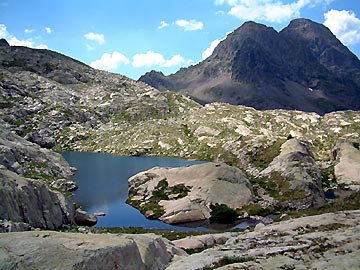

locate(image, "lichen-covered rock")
[[128, 162, 255, 224], [0, 231, 186, 270], [334, 142, 360, 188], [260, 138, 325, 209]]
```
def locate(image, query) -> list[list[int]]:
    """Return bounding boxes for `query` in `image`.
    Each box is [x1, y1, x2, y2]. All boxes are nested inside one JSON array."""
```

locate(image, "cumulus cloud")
[[45, 27, 52, 34], [175, 19, 204, 31], [324, 9, 360, 46], [202, 39, 222, 60], [84, 32, 105, 45], [132, 51, 190, 68], [215, 0, 329, 24], [90, 51, 130, 71], [0, 24, 48, 49], [24, 28, 34, 34], [158, 21, 169, 29]]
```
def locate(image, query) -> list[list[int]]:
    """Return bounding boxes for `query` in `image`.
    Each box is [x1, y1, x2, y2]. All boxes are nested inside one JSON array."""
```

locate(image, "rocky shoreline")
[[1, 210, 359, 269]]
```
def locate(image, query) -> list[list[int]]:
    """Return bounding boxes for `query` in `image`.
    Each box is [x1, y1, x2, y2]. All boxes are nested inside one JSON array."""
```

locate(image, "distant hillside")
[[139, 19, 360, 114]]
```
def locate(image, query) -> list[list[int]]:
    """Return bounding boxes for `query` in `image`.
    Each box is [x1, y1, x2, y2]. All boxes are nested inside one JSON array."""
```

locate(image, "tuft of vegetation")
[[251, 139, 285, 169], [127, 179, 191, 219], [321, 165, 337, 188], [210, 204, 238, 224], [202, 256, 254, 270]]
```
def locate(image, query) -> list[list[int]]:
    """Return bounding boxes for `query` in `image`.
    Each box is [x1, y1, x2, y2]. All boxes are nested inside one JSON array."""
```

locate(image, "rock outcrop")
[[167, 210, 360, 270], [128, 162, 255, 224], [260, 138, 325, 209], [0, 231, 186, 270], [0, 120, 77, 229], [74, 209, 98, 226], [334, 142, 360, 189], [0, 167, 75, 229]]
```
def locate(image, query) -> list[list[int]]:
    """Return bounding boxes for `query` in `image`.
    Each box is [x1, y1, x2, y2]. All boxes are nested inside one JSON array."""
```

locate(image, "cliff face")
[[139, 19, 360, 114], [0, 120, 76, 230]]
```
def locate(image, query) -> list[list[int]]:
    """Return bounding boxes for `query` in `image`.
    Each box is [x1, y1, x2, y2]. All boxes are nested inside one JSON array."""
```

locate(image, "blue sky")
[[1, 0, 360, 79]]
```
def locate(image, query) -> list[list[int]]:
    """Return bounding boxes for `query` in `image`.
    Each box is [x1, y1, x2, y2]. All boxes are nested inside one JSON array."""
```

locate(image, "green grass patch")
[[321, 165, 337, 188], [251, 139, 285, 169]]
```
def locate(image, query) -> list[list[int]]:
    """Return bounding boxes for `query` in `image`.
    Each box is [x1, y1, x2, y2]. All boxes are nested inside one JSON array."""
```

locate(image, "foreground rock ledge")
[[128, 162, 255, 224], [0, 231, 186, 270], [168, 210, 360, 270]]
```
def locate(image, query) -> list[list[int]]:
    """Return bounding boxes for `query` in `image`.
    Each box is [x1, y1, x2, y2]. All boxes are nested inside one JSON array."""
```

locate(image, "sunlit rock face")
[[128, 162, 255, 224]]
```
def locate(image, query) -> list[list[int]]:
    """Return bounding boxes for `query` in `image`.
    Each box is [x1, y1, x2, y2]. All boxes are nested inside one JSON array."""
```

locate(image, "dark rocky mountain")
[[139, 19, 360, 114]]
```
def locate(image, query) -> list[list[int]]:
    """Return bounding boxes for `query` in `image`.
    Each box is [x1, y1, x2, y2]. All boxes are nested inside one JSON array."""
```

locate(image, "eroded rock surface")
[[0, 120, 76, 229], [0, 231, 186, 270], [128, 163, 255, 224], [260, 138, 325, 209], [334, 142, 360, 189], [168, 210, 360, 270]]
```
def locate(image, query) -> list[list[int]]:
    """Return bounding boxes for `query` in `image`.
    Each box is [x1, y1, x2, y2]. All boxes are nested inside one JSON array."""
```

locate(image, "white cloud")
[[45, 27, 52, 34], [90, 51, 130, 71], [84, 32, 105, 45], [215, 0, 329, 24], [35, 44, 48, 49], [175, 19, 204, 31], [0, 24, 48, 49], [24, 28, 34, 34], [158, 21, 169, 29], [324, 9, 360, 46], [202, 39, 222, 60], [132, 51, 190, 68]]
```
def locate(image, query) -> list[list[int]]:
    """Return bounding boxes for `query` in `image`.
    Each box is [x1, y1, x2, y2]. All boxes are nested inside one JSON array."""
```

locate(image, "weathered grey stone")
[[50, 178, 78, 192], [167, 210, 360, 270], [0, 231, 186, 270], [0, 220, 31, 233], [334, 142, 360, 187], [74, 209, 97, 226], [128, 162, 255, 224], [260, 138, 325, 209], [0, 168, 75, 229]]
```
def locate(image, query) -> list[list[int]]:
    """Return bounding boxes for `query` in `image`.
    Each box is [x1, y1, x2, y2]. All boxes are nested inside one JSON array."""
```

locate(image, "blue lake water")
[[62, 152, 258, 231]]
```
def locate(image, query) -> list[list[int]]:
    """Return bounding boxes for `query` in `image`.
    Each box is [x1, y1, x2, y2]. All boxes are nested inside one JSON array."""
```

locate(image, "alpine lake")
[[62, 152, 258, 232]]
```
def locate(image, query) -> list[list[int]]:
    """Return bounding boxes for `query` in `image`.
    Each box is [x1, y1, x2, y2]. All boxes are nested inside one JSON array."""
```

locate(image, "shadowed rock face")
[[139, 19, 360, 114], [0, 169, 75, 230], [128, 162, 255, 224], [0, 120, 76, 230]]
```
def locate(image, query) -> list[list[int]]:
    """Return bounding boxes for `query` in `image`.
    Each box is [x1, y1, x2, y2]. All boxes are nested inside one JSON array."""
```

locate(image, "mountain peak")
[[139, 18, 360, 114], [0, 39, 10, 47]]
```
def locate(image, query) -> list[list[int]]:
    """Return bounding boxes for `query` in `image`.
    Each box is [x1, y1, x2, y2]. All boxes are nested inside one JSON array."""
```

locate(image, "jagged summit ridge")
[[139, 18, 360, 114]]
